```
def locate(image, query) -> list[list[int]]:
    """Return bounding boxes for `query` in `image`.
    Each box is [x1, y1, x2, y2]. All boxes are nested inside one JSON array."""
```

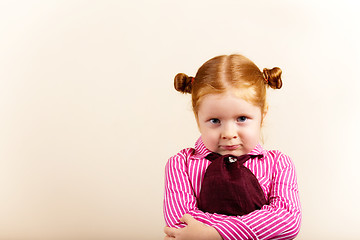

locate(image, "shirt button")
[[228, 156, 237, 163]]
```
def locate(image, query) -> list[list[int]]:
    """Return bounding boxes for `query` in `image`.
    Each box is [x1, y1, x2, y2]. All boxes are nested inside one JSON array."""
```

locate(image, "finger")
[[180, 213, 194, 224], [164, 235, 172, 240], [164, 226, 176, 237]]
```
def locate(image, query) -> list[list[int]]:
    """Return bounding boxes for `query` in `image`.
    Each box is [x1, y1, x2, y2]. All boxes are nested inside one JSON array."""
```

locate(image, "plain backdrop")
[[1, 0, 360, 239]]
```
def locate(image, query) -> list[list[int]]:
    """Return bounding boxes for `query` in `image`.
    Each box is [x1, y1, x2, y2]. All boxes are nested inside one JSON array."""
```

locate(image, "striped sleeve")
[[240, 153, 302, 239], [212, 153, 301, 240], [163, 149, 211, 228]]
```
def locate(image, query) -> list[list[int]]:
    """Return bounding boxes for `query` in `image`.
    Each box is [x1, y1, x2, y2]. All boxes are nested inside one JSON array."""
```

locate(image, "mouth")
[[221, 144, 241, 151]]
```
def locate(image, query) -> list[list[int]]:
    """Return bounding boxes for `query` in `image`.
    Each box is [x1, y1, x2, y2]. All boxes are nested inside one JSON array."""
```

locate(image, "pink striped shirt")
[[164, 137, 301, 240]]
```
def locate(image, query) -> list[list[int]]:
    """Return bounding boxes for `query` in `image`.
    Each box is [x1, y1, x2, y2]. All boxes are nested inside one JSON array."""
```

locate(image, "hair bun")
[[263, 67, 282, 89], [174, 73, 193, 94]]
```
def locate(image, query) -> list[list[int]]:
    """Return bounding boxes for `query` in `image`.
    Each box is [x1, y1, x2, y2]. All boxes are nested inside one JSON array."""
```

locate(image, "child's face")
[[197, 92, 263, 156]]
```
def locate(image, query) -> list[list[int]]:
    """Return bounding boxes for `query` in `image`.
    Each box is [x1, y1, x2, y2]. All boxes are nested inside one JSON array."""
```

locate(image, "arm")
[[163, 150, 222, 239], [163, 150, 214, 228], [164, 214, 222, 240], [208, 153, 301, 240]]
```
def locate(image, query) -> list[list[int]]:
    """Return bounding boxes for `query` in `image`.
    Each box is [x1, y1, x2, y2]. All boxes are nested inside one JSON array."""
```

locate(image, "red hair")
[[174, 54, 282, 117]]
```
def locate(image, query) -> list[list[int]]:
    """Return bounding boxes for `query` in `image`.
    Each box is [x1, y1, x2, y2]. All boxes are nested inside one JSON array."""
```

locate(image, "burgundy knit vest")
[[197, 153, 267, 216]]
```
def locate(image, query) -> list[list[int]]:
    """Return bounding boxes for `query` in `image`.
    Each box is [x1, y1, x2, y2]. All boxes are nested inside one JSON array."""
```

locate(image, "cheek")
[[202, 131, 217, 142], [241, 125, 261, 143], [201, 130, 219, 149]]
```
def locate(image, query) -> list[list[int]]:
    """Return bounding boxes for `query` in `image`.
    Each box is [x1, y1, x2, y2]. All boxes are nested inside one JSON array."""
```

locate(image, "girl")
[[163, 54, 301, 240]]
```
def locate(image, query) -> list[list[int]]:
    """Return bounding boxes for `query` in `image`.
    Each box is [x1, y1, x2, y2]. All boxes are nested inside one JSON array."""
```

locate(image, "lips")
[[221, 144, 240, 151]]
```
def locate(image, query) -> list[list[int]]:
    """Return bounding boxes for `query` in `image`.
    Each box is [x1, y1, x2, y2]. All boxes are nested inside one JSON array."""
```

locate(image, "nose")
[[221, 123, 238, 140]]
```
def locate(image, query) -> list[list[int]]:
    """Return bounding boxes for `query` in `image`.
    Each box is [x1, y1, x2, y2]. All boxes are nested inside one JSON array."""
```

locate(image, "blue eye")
[[237, 116, 247, 122], [209, 118, 220, 124]]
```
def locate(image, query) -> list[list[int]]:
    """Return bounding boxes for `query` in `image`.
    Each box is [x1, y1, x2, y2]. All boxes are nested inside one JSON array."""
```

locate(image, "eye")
[[237, 116, 247, 122], [209, 118, 221, 124]]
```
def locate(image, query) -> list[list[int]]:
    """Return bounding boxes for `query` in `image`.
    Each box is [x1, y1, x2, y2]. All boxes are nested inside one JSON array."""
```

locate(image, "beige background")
[[1, 0, 360, 239]]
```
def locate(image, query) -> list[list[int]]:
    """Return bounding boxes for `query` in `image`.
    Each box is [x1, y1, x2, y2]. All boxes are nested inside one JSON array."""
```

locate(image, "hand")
[[164, 214, 222, 240]]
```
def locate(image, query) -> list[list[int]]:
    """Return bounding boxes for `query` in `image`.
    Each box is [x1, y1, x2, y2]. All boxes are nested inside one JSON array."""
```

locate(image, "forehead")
[[197, 92, 261, 117]]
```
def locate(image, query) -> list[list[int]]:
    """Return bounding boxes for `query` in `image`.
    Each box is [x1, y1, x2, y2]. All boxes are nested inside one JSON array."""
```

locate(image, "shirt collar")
[[193, 137, 212, 158], [193, 136, 267, 159]]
